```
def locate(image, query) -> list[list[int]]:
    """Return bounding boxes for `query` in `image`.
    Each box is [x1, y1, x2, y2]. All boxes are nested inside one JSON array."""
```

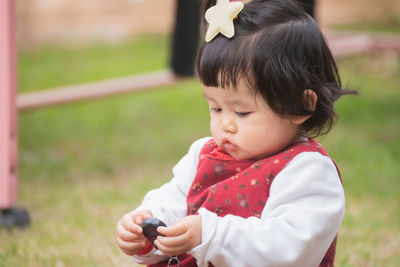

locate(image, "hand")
[[116, 209, 153, 256], [154, 215, 202, 256]]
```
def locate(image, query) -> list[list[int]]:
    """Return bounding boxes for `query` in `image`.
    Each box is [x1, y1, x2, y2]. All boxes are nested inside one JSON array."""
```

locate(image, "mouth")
[[221, 139, 237, 151]]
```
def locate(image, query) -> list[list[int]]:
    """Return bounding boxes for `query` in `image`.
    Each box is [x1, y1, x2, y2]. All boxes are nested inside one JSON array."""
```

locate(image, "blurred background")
[[15, 0, 400, 47], [1, 0, 400, 266]]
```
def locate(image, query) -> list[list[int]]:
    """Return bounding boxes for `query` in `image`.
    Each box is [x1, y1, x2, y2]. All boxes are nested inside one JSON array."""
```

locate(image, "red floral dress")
[[149, 138, 340, 267]]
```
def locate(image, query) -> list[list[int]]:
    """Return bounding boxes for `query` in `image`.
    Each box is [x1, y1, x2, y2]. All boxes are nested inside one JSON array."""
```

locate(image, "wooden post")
[[0, 0, 29, 228]]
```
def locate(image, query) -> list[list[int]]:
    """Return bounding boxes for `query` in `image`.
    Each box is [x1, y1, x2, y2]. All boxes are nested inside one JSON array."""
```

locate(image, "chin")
[[231, 153, 250, 161]]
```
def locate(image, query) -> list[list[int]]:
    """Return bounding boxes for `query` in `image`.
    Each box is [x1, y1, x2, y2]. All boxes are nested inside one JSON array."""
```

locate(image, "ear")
[[290, 89, 318, 125], [303, 89, 318, 112]]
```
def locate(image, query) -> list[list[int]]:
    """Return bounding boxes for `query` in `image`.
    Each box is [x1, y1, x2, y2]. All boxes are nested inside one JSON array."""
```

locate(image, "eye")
[[235, 112, 251, 117], [210, 107, 222, 113]]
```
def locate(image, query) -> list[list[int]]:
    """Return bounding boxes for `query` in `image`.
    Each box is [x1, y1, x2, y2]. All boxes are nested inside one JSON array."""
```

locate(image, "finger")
[[117, 223, 143, 242], [156, 232, 189, 248], [134, 216, 144, 225], [142, 212, 152, 220], [154, 239, 189, 256], [157, 223, 187, 237], [134, 212, 152, 225], [116, 236, 146, 256], [121, 215, 143, 233]]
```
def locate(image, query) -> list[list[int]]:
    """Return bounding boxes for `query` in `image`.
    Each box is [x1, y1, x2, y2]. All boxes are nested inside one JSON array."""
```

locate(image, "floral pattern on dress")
[[186, 138, 331, 219]]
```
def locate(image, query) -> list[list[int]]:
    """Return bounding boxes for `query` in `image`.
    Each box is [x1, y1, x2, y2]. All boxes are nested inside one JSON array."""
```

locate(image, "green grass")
[[324, 53, 400, 266], [18, 34, 169, 93], [1, 34, 400, 266]]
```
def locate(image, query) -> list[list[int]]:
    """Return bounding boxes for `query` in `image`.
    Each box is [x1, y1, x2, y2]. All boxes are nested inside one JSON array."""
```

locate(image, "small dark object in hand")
[[142, 218, 167, 249]]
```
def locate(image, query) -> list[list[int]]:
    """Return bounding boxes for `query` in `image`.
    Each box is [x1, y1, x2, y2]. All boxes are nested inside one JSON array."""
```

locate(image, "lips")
[[221, 139, 237, 151]]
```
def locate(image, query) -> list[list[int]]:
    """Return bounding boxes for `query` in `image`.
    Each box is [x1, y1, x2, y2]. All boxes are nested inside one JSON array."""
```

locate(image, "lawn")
[[1, 34, 399, 266]]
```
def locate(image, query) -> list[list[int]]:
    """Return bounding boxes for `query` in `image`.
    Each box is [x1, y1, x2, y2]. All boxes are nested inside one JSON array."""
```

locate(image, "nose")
[[221, 116, 237, 133]]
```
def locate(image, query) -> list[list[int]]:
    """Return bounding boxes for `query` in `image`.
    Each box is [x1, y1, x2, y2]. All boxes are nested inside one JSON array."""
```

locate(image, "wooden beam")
[[327, 34, 373, 57], [325, 30, 400, 56], [17, 70, 180, 111]]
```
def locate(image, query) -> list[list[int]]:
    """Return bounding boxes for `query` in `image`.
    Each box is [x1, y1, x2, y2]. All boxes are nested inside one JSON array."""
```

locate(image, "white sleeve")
[[132, 137, 211, 264], [189, 152, 345, 267]]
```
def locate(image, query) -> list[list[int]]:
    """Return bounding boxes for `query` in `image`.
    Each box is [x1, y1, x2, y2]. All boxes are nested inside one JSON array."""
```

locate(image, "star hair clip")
[[205, 0, 244, 42]]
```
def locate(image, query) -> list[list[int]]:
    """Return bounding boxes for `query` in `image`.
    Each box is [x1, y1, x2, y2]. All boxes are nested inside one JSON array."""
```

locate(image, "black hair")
[[196, 0, 357, 137]]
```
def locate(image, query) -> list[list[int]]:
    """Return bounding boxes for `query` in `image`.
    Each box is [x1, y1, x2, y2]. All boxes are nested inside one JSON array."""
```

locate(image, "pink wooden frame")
[[0, 0, 17, 209]]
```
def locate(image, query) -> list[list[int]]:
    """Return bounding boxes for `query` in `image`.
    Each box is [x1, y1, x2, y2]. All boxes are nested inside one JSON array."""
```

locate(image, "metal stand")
[[0, 208, 30, 229], [0, 0, 30, 229]]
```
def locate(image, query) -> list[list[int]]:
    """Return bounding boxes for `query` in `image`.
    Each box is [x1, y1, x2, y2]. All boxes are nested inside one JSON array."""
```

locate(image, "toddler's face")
[[203, 80, 301, 160]]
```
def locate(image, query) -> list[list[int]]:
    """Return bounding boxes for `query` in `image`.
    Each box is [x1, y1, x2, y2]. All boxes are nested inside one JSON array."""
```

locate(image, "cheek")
[[209, 118, 218, 136], [240, 127, 266, 145], [238, 121, 271, 147]]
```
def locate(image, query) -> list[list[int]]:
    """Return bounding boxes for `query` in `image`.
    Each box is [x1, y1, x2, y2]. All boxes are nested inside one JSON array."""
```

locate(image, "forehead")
[[203, 81, 262, 107]]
